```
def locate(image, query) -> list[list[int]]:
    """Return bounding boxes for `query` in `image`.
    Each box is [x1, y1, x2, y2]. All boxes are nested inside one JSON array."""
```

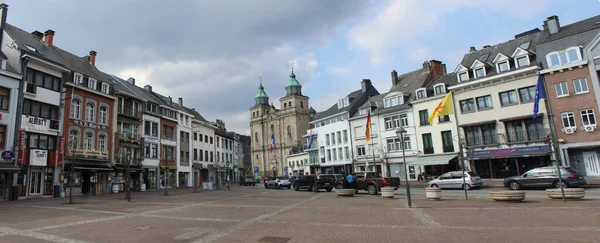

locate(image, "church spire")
[[255, 73, 269, 106]]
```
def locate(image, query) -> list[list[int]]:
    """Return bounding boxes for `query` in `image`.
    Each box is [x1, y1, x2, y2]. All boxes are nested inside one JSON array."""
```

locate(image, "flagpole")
[[449, 91, 469, 200], [538, 74, 566, 202]]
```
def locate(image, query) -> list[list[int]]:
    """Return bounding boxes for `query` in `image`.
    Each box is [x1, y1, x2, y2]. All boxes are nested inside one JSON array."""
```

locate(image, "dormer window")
[[458, 72, 469, 82], [337, 97, 350, 109], [434, 84, 445, 95], [416, 89, 426, 99], [101, 83, 110, 94], [88, 78, 97, 90], [497, 61, 509, 72], [74, 73, 83, 84], [474, 68, 485, 78], [358, 109, 368, 116], [516, 56, 529, 68], [384, 96, 403, 108], [546, 47, 582, 68]]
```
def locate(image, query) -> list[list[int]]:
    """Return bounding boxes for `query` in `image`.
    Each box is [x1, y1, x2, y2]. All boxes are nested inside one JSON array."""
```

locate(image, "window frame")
[[458, 71, 469, 82], [475, 95, 493, 110], [474, 67, 485, 78], [515, 55, 530, 68], [573, 78, 589, 95], [74, 73, 84, 84], [499, 90, 519, 106], [88, 78, 97, 90], [433, 84, 445, 96], [496, 60, 509, 73], [580, 109, 597, 126], [561, 112, 576, 128], [518, 86, 536, 103], [459, 98, 476, 113], [86, 103, 95, 122], [101, 83, 110, 94], [416, 88, 426, 99], [418, 109, 429, 126], [99, 106, 108, 125], [0, 87, 10, 112], [554, 81, 569, 98]]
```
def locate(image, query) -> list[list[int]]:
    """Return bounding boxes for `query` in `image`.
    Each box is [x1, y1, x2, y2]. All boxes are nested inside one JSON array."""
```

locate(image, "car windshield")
[[564, 168, 579, 174], [467, 172, 479, 177], [277, 177, 288, 180]]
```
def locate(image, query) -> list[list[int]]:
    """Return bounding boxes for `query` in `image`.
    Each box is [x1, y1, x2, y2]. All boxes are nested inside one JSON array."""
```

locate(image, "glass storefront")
[[473, 156, 550, 179]]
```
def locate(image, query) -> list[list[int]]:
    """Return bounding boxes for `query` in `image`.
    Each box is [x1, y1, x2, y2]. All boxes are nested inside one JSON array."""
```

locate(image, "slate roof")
[[108, 74, 144, 100], [312, 84, 379, 121], [182, 106, 208, 123], [389, 68, 431, 94], [4, 24, 67, 68], [53, 47, 110, 83], [537, 15, 600, 68]]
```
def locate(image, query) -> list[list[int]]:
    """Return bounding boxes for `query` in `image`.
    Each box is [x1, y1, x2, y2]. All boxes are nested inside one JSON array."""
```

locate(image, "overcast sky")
[[6, 0, 600, 134]]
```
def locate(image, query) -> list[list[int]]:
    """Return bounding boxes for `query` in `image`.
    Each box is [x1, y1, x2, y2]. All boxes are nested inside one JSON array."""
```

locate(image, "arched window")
[[86, 103, 95, 122], [288, 102, 292, 107], [99, 106, 108, 125], [284, 103, 287, 108], [300, 101, 304, 108], [254, 132, 258, 142], [84, 132, 94, 150], [98, 134, 106, 152], [69, 130, 79, 150], [71, 100, 80, 119], [256, 154, 259, 160]]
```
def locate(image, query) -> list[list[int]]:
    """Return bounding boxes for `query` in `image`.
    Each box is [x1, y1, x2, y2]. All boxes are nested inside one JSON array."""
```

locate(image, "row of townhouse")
[[285, 14, 600, 181], [0, 3, 245, 200]]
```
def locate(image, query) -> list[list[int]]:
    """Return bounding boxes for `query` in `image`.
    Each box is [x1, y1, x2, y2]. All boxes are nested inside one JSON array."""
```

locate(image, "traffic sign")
[[254, 166, 259, 174], [284, 167, 288, 172]]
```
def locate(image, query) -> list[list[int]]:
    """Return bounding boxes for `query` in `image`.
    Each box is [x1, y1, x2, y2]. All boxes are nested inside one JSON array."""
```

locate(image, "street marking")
[[193, 193, 323, 243], [28, 215, 131, 232], [17, 205, 130, 215], [0, 226, 89, 243], [141, 213, 243, 222], [408, 208, 441, 227]]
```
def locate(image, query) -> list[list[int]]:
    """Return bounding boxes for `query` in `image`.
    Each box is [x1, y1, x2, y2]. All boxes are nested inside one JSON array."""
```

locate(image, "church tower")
[[250, 71, 310, 178]]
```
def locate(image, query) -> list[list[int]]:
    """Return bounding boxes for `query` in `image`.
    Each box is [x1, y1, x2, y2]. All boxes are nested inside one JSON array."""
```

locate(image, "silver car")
[[428, 171, 482, 190], [266, 177, 291, 189]]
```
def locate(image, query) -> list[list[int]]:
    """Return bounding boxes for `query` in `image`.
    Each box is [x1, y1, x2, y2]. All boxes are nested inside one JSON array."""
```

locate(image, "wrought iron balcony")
[[465, 134, 502, 147], [506, 129, 547, 143], [118, 106, 143, 119]]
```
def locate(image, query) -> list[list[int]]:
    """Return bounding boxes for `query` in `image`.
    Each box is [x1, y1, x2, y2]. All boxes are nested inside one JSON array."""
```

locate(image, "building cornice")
[[449, 66, 539, 91], [65, 82, 116, 100], [539, 60, 587, 74]]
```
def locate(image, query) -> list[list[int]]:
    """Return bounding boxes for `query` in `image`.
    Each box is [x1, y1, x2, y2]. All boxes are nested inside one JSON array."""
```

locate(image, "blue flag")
[[533, 73, 546, 119], [307, 128, 314, 149]]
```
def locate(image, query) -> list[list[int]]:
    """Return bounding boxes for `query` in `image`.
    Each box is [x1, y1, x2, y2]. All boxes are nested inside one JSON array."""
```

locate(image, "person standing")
[[345, 173, 355, 189]]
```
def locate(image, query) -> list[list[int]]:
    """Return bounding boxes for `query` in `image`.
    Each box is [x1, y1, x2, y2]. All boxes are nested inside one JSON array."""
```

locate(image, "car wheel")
[[554, 181, 567, 189], [509, 181, 521, 190], [431, 184, 439, 188], [293, 183, 299, 191], [326, 187, 333, 192], [367, 185, 377, 195], [309, 184, 316, 192], [335, 184, 343, 189], [277, 185, 280, 189], [463, 184, 471, 190]]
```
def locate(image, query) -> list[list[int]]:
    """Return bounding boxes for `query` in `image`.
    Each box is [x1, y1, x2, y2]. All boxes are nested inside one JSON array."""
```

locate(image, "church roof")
[[285, 71, 301, 87]]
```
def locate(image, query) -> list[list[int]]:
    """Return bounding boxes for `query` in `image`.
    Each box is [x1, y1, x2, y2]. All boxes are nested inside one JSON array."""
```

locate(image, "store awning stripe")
[[410, 153, 458, 166], [72, 166, 114, 171]]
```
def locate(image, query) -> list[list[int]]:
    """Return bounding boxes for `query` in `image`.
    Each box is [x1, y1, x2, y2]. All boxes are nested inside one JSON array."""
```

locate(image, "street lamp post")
[[396, 128, 411, 208], [125, 152, 131, 202]]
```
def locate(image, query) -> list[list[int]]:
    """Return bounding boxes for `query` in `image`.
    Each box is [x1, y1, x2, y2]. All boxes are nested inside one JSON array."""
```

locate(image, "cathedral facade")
[[249, 71, 312, 178]]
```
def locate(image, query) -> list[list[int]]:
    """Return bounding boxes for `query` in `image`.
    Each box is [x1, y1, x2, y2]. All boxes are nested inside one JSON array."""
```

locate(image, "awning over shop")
[[410, 153, 458, 166], [467, 145, 551, 160], [0, 163, 20, 171]]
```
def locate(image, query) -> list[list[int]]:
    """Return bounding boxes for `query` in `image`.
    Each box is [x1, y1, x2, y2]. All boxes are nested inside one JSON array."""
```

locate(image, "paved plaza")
[[1, 186, 600, 243]]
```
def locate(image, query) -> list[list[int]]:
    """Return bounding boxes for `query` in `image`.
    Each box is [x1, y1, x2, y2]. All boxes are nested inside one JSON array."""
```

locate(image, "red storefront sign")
[[17, 130, 25, 165], [57, 136, 64, 167]]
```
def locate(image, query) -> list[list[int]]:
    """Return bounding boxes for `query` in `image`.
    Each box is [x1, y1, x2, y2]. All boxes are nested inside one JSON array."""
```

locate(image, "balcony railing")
[[465, 134, 502, 147], [118, 107, 142, 119], [506, 129, 547, 143]]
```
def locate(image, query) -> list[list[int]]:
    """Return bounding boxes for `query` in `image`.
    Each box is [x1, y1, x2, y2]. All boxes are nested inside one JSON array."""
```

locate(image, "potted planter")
[[425, 187, 442, 200], [336, 189, 355, 197], [380, 187, 395, 199], [546, 188, 585, 199], [489, 190, 525, 202]]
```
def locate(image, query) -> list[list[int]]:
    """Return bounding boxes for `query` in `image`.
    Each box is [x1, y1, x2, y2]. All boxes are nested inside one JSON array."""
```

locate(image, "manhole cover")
[[258, 236, 291, 243]]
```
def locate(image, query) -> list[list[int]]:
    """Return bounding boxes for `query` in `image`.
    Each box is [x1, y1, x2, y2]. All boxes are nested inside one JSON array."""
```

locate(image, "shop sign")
[[143, 135, 159, 144], [71, 149, 108, 157], [73, 119, 108, 131], [57, 136, 64, 167], [467, 145, 551, 159], [1, 151, 14, 161], [17, 130, 25, 165], [21, 115, 57, 135], [30, 149, 48, 166]]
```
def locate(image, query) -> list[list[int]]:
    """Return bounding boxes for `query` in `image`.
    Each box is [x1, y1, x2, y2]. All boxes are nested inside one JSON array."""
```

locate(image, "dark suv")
[[504, 166, 586, 190], [292, 175, 336, 192]]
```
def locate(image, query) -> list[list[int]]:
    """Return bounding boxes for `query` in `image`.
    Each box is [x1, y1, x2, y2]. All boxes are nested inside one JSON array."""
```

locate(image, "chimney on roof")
[[127, 77, 135, 85], [482, 45, 491, 49], [144, 84, 152, 92], [44, 29, 55, 47], [0, 4, 8, 48], [361, 79, 371, 93], [391, 70, 398, 86], [178, 97, 183, 107], [168, 96, 172, 105], [422, 61, 430, 70], [429, 60, 445, 78], [545, 15, 560, 34], [31, 31, 43, 40], [442, 64, 447, 75], [89, 51, 97, 66], [469, 46, 476, 52]]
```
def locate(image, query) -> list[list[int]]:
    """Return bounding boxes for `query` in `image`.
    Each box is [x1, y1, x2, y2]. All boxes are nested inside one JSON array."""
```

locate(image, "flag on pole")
[[307, 128, 314, 149], [533, 73, 546, 119], [428, 91, 454, 124], [269, 134, 275, 153], [365, 111, 372, 142]]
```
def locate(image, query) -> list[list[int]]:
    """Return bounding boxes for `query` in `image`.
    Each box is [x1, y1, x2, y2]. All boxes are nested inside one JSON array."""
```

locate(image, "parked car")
[[503, 166, 586, 190], [265, 177, 291, 189], [292, 174, 336, 192], [428, 171, 482, 190], [288, 175, 301, 185], [240, 176, 256, 186], [263, 176, 275, 187], [353, 172, 401, 195]]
